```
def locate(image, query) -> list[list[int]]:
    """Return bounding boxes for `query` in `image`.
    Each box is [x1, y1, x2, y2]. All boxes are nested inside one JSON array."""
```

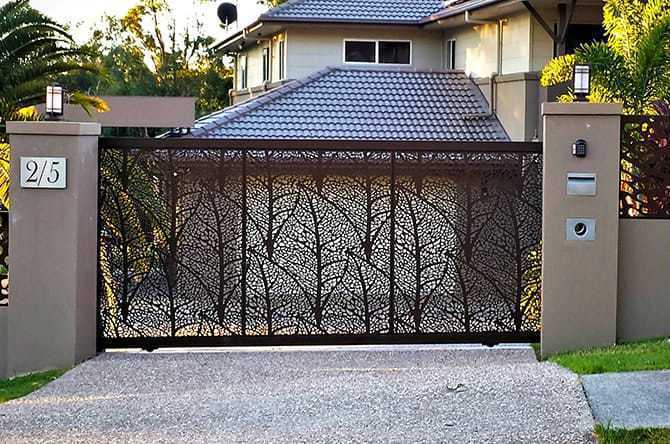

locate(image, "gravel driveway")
[[0, 345, 594, 443]]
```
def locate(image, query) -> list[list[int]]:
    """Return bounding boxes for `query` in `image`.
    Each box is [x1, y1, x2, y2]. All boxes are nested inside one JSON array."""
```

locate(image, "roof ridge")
[[197, 67, 340, 137]]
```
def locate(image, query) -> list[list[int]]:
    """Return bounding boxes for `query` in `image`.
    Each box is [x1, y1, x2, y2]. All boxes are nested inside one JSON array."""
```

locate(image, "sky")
[[26, 0, 268, 43]]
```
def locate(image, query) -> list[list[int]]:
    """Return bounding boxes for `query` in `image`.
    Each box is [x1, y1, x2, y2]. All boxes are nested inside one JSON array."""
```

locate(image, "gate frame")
[[97, 137, 542, 351]]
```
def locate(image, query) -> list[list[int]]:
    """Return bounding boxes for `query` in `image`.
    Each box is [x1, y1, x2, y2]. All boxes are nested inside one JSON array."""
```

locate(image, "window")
[[239, 55, 248, 89], [344, 40, 412, 65], [379, 41, 411, 64], [446, 39, 456, 70], [344, 41, 376, 63], [262, 47, 271, 82], [278, 40, 286, 80]]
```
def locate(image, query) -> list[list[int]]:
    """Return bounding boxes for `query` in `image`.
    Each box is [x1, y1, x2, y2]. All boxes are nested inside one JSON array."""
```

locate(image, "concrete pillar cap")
[[542, 102, 623, 116], [7, 121, 101, 136]]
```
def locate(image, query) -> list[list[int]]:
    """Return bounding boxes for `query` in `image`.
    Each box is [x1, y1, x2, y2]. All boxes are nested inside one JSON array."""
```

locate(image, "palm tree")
[[0, 0, 106, 208], [541, 0, 670, 115]]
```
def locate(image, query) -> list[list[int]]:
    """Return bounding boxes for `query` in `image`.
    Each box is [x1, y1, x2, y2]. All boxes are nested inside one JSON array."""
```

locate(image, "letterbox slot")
[[567, 173, 597, 196]]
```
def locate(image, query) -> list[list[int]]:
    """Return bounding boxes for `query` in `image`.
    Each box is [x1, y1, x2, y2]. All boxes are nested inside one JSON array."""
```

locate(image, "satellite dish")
[[218, 3, 238, 27]]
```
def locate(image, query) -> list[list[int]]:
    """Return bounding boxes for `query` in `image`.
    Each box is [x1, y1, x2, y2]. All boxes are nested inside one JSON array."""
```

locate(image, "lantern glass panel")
[[574, 65, 591, 95], [46, 85, 63, 115]]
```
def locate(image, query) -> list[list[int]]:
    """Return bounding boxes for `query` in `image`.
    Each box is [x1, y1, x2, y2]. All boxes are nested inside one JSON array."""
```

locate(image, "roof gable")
[[190, 67, 508, 142]]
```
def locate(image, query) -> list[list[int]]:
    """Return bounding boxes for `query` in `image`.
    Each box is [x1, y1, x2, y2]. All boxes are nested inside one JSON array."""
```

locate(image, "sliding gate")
[[97, 138, 542, 349]]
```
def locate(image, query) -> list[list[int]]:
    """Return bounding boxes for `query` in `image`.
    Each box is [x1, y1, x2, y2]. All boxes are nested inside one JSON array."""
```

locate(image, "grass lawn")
[[595, 424, 670, 444], [0, 369, 66, 403], [545, 337, 670, 375]]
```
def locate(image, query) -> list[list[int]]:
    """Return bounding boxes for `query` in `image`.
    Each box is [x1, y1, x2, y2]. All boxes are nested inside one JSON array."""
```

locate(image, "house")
[[200, 0, 604, 142], [134, 0, 601, 345]]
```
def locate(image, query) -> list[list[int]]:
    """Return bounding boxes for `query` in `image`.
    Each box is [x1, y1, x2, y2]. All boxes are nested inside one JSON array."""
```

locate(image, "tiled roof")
[[190, 67, 508, 142], [261, 0, 445, 23]]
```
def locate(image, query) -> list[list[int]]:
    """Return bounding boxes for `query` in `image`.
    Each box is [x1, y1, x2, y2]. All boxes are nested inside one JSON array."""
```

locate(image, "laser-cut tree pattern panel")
[[99, 148, 159, 338], [99, 145, 542, 344], [245, 151, 392, 336], [184, 151, 244, 336]]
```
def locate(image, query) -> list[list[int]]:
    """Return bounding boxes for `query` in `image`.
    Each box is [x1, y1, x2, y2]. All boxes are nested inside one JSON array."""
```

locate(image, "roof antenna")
[[218, 2, 238, 30]]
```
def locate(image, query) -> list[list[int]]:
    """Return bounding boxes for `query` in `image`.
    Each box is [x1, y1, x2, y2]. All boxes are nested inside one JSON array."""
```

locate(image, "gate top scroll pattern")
[[98, 139, 543, 346]]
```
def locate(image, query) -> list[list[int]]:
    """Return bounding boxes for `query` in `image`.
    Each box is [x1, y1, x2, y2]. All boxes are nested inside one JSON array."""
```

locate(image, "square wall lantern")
[[46, 84, 64, 119], [573, 64, 591, 101]]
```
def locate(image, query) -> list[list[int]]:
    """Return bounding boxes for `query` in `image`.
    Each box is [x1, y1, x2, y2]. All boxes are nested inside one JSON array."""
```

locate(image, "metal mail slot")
[[567, 173, 597, 196]]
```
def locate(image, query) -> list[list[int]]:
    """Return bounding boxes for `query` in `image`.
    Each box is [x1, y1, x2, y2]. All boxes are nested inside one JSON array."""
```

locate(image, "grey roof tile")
[[189, 67, 509, 142], [261, 0, 444, 23]]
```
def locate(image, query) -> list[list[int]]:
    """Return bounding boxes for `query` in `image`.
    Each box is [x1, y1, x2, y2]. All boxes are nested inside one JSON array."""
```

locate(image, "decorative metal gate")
[[97, 139, 542, 349]]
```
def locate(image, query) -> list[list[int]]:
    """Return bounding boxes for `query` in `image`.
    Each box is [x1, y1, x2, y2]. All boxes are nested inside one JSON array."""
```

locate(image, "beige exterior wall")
[[541, 103, 622, 357], [235, 25, 442, 91], [236, 43, 266, 90], [445, 22, 498, 76], [618, 219, 670, 342], [5, 121, 100, 378], [476, 73, 542, 141], [286, 25, 443, 79], [444, 12, 535, 77], [231, 30, 288, 103], [443, 5, 603, 76], [530, 14, 554, 72], [501, 12, 532, 74], [272, 32, 287, 82], [0, 308, 6, 379]]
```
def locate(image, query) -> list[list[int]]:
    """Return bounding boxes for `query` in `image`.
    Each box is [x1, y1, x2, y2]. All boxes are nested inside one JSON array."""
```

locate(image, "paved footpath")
[[582, 370, 670, 429], [0, 345, 594, 443]]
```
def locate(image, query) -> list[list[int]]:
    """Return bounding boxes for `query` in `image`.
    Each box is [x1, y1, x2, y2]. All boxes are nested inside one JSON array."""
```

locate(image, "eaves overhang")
[[421, 0, 509, 24], [213, 20, 286, 54]]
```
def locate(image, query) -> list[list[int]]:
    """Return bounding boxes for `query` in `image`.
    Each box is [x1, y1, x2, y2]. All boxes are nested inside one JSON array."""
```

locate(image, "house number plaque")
[[20, 157, 67, 189]]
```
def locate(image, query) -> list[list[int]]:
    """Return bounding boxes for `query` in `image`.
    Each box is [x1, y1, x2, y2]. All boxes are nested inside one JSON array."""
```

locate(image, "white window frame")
[[262, 46, 271, 82], [343, 39, 378, 65], [342, 39, 413, 66], [239, 54, 248, 89], [446, 39, 456, 70], [278, 39, 286, 80]]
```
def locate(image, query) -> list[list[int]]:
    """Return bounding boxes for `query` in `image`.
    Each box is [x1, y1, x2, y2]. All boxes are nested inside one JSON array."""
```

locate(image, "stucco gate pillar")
[[541, 103, 623, 358], [3, 121, 100, 378]]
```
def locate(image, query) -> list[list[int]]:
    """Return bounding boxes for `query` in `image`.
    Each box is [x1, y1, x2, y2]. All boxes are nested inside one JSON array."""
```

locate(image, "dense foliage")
[[541, 0, 670, 114], [61, 0, 233, 119], [259, 0, 287, 7], [0, 0, 100, 134]]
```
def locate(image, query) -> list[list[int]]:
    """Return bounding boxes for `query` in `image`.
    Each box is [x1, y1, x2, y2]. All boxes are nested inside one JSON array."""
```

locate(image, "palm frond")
[[69, 93, 110, 116], [0, 0, 98, 126], [0, 143, 10, 210], [540, 54, 575, 87]]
